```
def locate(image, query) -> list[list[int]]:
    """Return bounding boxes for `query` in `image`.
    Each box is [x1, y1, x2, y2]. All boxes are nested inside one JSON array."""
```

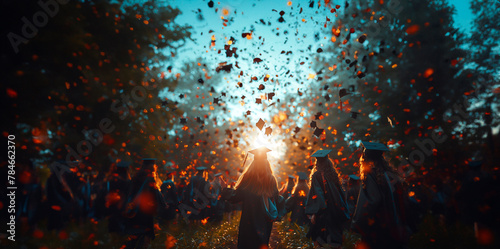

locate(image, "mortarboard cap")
[[361, 141, 388, 160], [311, 149, 332, 158], [141, 158, 157, 170], [361, 141, 389, 152], [117, 161, 131, 168], [468, 160, 482, 168], [298, 172, 308, 180], [349, 174, 360, 180], [196, 167, 207, 171], [249, 147, 272, 159]]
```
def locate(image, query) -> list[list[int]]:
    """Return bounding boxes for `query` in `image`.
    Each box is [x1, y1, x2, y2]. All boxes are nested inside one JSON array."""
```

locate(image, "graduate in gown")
[[124, 158, 167, 249], [305, 149, 350, 248], [279, 175, 295, 199], [105, 161, 132, 234], [351, 141, 412, 249], [160, 171, 179, 223], [223, 147, 285, 249], [285, 172, 310, 226]]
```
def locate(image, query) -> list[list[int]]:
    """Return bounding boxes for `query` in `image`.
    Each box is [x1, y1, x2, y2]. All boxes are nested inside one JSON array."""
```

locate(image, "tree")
[[463, 0, 500, 163], [0, 0, 191, 175], [306, 0, 472, 176]]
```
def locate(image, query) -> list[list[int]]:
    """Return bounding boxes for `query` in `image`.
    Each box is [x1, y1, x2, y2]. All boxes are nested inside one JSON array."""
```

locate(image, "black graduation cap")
[[180, 118, 187, 124], [196, 167, 207, 171], [311, 149, 332, 158], [350, 111, 360, 119], [310, 121, 317, 128], [468, 160, 482, 168], [256, 118, 265, 130], [339, 89, 350, 98], [249, 147, 272, 159], [361, 141, 388, 160], [313, 128, 324, 137], [142, 158, 157, 170], [297, 172, 308, 180], [117, 161, 131, 168]]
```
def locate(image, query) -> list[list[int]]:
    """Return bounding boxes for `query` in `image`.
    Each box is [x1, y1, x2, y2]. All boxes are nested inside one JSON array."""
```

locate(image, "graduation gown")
[[106, 175, 130, 233], [285, 192, 309, 226], [187, 175, 210, 220], [351, 172, 411, 249], [305, 172, 349, 246], [124, 176, 167, 239], [160, 179, 179, 221], [225, 188, 284, 249]]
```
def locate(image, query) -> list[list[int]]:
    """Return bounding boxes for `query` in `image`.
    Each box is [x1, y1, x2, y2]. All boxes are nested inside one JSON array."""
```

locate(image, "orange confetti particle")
[[6, 88, 18, 98], [406, 24, 420, 35], [423, 68, 434, 78]]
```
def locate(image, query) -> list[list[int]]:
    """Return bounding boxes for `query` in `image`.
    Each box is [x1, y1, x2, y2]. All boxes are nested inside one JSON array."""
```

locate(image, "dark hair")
[[235, 158, 279, 198], [360, 154, 399, 189], [310, 157, 343, 191]]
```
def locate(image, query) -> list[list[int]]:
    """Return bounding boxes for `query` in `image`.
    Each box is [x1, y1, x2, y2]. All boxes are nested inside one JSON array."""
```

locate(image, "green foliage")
[[1, 0, 190, 172]]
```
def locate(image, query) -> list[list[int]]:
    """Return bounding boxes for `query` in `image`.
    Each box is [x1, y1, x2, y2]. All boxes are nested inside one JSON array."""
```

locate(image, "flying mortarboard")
[[311, 149, 332, 158], [297, 172, 308, 180]]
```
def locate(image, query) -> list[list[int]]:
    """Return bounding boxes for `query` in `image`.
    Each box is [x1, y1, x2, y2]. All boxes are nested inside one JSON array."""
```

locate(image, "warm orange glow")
[[423, 68, 434, 78], [299, 190, 306, 197], [406, 24, 420, 35], [201, 218, 208, 225]]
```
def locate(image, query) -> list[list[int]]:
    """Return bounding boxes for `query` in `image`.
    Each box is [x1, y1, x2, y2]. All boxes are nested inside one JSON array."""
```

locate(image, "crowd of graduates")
[[5, 141, 499, 249]]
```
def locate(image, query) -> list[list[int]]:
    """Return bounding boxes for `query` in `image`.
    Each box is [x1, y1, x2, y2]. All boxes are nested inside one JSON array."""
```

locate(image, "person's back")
[[223, 147, 284, 249]]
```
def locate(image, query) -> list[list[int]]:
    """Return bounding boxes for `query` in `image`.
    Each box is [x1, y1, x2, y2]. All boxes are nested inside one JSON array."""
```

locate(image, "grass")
[[1, 212, 490, 248]]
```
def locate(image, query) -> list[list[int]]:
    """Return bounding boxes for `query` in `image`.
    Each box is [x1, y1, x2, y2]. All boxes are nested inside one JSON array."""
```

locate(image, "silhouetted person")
[[187, 167, 210, 221], [280, 175, 295, 199], [45, 161, 75, 231], [285, 172, 310, 226], [160, 171, 179, 224], [346, 174, 361, 217], [123, 158, 167, 249], [457, 160, 495, 239], [351, 141, 413, 249], [17, 162, 43, 232], [208, 172, 224, 223], [305, 149, 350, 248], [104, 161, 132, 234], [223, 147, 285, 249]]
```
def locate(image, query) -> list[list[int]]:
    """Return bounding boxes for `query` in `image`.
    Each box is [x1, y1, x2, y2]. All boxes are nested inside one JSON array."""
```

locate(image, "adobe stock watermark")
[[49, 83, 159, 182], [7, 0, 69, 54], [364, 0, 404, 37], [396, 76, 492, 175]]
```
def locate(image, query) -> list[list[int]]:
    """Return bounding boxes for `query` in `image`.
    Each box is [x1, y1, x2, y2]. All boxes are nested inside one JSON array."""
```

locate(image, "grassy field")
[[1, 213, 487, 249]]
